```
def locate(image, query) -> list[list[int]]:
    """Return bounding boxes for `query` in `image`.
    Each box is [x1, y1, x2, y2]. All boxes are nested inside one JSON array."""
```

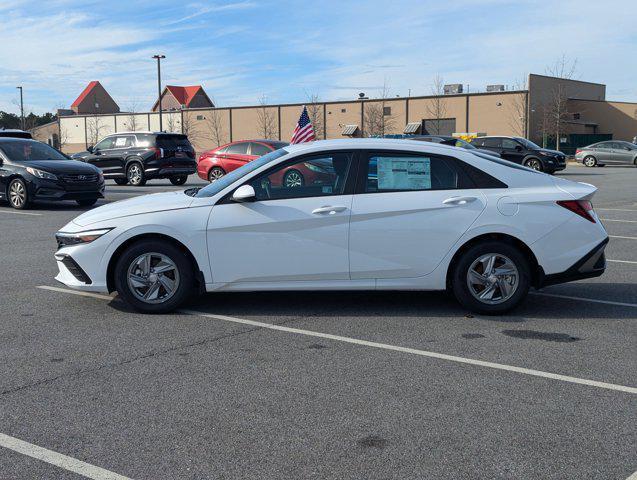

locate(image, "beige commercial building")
[[36, 74, 636, 156]]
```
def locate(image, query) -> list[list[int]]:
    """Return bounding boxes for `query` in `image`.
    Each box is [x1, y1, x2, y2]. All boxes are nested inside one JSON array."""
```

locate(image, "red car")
[[197, 139, 288, 182]]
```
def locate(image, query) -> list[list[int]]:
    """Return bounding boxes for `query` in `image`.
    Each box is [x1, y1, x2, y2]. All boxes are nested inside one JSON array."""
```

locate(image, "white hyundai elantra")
[[54, 139, 608, 314]]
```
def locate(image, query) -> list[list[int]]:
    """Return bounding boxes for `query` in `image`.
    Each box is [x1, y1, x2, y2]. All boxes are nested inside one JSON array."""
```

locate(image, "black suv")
[[72, 132, 196, 186], [471, 136, 566, 173]]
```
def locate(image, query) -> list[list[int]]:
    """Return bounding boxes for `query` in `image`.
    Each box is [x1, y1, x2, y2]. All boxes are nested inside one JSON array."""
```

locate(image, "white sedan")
[[54, 139, 608, 315]]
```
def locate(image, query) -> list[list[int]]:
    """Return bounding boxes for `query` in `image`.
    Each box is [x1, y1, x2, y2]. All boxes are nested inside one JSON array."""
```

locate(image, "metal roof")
[[404, 122, 421, 134], [341, 124, 359, 136]]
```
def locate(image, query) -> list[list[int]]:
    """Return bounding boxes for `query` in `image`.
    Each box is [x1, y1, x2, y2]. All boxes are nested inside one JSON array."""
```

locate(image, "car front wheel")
[[127, 162, 146, 186], [8, 178, 30, 209], [114, 239, 195, 313], [451, 241, 530, 315]]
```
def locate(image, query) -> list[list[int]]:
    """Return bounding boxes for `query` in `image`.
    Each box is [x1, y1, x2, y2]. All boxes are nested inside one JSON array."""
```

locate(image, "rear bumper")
[[145, 160, 196, 179], [536, 237, 608, 288]]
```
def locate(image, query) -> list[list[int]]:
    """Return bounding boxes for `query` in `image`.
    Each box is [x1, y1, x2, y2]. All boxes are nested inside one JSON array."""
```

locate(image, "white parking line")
[[0, 433, 131, 480], [607, 259, 637, 265], [0, 209, 42, 216], [610, 235, 637, 240], [38, 285, 114, 300], [597, 208, 637, 212], [626, 470, 637, 480], [600, 218, 637, 223], [37, 285, 637, 395], [531, 292, 637, 308]]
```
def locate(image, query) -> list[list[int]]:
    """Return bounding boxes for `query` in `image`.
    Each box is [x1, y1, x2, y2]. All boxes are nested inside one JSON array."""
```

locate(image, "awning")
[[404, 122, 421, 134], [342, 124, 359, 136]]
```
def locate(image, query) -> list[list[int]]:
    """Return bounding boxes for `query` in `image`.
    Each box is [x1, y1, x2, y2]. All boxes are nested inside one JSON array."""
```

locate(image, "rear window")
[[156, 135, 192, 149]]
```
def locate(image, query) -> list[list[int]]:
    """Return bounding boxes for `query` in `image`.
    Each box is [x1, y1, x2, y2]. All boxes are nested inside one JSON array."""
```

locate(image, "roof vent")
[[487, 84, 505, 92], [443, 84, 463, 95]]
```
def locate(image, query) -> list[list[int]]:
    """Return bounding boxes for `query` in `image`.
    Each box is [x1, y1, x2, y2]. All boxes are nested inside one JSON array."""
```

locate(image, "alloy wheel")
[[284, 170, 303, 187], [525, 159, 541, 171], [466, 253, 519, 305], [584, 156, 596, 167], [208, 168, 225, 182], [9, 180, 26, 208], [128, 164, 143, 185], [126, 252, 180, 304]]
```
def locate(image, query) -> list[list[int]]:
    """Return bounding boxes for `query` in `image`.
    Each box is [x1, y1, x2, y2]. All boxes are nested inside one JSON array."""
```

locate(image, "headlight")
[[98, 172, 104, 182], [55, 228, 112, 248], [26, 167, 58, 180], [539, 151, 555, 157]]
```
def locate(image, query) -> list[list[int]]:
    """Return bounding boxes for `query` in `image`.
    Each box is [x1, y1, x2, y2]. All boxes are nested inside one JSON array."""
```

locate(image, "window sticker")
[[376, 157, 431, 190], [114, 137, 127, 147]]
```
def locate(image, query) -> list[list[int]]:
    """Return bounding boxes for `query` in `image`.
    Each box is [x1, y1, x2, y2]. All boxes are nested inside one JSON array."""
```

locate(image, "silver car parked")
[[575, 140, 637, 167]]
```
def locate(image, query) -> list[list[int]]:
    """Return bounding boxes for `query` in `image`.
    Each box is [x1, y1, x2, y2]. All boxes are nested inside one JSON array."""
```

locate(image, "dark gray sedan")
[[575, 140, 637, 167]]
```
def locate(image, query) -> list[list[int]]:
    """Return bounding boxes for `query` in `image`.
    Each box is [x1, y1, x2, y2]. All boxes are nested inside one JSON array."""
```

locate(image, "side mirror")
[[515, 145, 523, 152], [232, 184, 256, 202], [87, 145, 94, 153]]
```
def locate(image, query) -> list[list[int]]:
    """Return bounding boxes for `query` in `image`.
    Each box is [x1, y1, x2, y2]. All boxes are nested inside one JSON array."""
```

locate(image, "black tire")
[[523, 158, 543, 172], [283, 169, 305, 187], [8, 178, 30, 210], [114, 239, 195, 313], [583, 156, 597, 168], [76, 198, 98, 207], [127, 162, 146, 186], [451, 241, 530, 315], [208, 167, 225, 182], [170, 175, 188, 186], [114, 178, 128, 185]]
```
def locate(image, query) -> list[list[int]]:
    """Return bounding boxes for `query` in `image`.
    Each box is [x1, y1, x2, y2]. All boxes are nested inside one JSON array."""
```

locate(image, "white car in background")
[[54, 139, 608, 315]]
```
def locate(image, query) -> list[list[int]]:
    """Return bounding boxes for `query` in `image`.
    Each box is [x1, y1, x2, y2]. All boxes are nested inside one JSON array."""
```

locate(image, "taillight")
[[151, 147, 162, 160], [575, 149, 581, 154], [557, 200, 596, 223]]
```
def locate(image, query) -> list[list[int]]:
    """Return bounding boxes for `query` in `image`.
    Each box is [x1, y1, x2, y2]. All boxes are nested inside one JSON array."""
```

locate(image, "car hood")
[[72, 191, 195, 227], [25, 159, 99, 174], [538, 148, 565, 157]]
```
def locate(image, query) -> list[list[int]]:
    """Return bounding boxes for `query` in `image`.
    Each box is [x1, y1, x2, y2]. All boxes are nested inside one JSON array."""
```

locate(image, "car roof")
[[283, 138, 462, 155], [0, 137, 39, 143]]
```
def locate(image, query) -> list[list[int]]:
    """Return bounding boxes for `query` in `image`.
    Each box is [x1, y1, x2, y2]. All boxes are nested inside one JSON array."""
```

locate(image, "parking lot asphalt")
[[0, 165, 635, 479]]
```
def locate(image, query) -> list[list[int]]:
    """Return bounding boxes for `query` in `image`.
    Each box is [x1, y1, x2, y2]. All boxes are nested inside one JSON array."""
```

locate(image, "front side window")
[[94, 137, 114, 150], [248, 152, 354, 201], [483, 138, 502, 148], [364, 153, 468, 192], [226, 142, 249, 155]]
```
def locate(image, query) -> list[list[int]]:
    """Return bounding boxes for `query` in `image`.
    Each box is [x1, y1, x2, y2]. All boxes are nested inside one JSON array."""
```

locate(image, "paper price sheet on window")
[[377, 157, 431, 190]]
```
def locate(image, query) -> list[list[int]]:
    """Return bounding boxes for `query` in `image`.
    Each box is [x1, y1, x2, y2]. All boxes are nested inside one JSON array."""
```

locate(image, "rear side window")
[[156, 135, 192, 149], [483, 138, 501, 148], [363, 153, 472, 192], [226, 142, 249, 155], [250, 142, 272, 156]]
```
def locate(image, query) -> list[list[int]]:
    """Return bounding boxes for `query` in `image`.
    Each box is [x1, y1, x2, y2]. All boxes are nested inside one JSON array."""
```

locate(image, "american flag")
[[290, 105, 316, 144]]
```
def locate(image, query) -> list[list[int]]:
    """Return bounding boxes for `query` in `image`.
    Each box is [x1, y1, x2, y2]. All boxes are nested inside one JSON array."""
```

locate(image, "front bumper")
[[536, 237, 608, 288], [29, 177, 105, 201]]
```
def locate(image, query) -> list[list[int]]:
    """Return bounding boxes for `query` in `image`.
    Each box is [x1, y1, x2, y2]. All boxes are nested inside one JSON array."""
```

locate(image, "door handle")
[[312, 205, 347, 215], [443, 196, 477, 206]]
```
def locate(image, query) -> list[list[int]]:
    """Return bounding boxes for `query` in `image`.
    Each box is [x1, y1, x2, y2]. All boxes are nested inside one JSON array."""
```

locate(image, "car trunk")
[[156, 135, 195, 161]]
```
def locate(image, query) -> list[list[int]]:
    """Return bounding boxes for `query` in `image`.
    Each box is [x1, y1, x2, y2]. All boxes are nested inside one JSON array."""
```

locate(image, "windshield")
[[515, 137, 542, 150], [195, 148, 289, 198], [0, 140, 68, 161]]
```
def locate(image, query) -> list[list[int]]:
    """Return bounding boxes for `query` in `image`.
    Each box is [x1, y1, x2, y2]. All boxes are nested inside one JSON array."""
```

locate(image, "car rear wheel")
[[170, 175, 188, 186], [208, 167, 225, 182], [283, 169, 304, 187], [583, 156, 597, 167], [76, 198, 98, 207], [523, 158, 543, 171], [8, 178, 30, 210], [114, 178, 128, 185], [451, 241, 530, 315], [114, 239, 195, 313], [127, 162, 146, 186]]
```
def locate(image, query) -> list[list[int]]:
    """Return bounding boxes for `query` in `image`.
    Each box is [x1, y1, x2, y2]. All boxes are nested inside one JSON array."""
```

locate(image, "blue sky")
[[1, 0, 636, 114]]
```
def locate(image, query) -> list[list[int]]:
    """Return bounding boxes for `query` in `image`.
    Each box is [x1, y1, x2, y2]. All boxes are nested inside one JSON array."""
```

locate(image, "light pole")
[[16, 86, 24, 130], [152, 55, 166, 131]]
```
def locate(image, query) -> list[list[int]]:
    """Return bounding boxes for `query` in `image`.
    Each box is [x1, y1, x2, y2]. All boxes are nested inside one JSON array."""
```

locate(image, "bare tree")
[[86, 116, 106, 146], [305, 93, 324, 139], [256, 95, 277, 139], [543, 55, 578, 149], [181, 110, 204, 147], [363, 81, 395, 137], [203, 107, 225, 147], [58, 124, 70, 151], [124, 99, 142, 132], [425, 74, 448, 135], [509, 77, 528, 137], [166, 111, 179, 133]]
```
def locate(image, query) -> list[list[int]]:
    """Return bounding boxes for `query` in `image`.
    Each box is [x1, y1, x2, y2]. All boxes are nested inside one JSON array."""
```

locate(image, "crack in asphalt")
[[0, 313, 309, 397]]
